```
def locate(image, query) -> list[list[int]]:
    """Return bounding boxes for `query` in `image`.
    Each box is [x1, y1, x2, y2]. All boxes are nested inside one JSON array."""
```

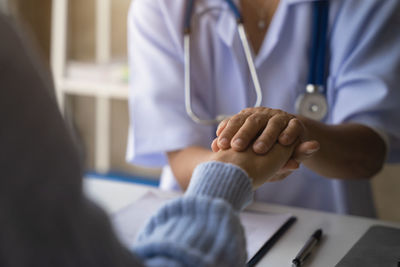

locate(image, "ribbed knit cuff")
[[185, 161, 253, 211]]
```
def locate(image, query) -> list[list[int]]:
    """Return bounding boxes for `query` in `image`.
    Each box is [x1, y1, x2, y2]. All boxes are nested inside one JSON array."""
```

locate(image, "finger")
[[292, 140, 320, 162], [218, 113, 251, 149], [216, 118, 229, 137], [279, 118, 303, 146], [253, 115, 289, 154], [211, 138, 219, 152], [281, 158, 300, 171], [231, 113, 269, 151]]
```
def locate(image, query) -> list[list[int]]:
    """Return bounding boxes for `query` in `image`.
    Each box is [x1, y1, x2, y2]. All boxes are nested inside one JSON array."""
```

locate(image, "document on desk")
[[112, 191, 295, 262]]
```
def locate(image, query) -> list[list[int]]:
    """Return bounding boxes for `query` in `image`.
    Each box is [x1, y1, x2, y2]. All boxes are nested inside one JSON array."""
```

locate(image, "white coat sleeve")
[[127, 0, 214, 167], [328, 1, 400, 162]]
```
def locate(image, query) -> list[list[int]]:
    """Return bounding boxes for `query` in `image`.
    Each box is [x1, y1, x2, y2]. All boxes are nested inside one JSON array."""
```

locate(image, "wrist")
[[185, 161, 253, 211]]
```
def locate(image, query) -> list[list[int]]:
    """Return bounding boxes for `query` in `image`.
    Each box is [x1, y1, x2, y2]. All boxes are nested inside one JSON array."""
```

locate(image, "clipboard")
[[335, 225, 400, 267]]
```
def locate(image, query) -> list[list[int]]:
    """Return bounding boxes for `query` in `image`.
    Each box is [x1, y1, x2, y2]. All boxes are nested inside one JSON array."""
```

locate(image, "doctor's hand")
[[211, 107, 320, 172], [210, 141, 297, 189]]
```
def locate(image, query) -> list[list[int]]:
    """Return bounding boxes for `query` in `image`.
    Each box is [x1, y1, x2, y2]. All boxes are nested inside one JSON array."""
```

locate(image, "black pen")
[[292, 229, 323, 267]]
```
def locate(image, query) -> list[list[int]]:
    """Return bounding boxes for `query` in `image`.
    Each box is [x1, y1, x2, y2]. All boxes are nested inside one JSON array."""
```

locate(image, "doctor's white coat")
[[127, 0, 400, 217]]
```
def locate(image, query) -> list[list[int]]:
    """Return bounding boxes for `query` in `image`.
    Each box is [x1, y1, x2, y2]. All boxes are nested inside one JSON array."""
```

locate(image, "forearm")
[[298, 116, 386, 179], [167, 146, 214, 190]]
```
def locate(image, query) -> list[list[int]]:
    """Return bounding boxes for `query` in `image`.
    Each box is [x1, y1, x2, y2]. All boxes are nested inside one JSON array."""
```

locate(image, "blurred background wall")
[[6, 0, 161, 179], [2, 0, 399, 222]]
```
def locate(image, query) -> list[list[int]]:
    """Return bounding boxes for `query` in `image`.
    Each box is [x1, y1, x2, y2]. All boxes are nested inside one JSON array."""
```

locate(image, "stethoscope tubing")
[[184, 0, 262, 125], [184, 0, 329, 124], [308, 1, 329, 89]]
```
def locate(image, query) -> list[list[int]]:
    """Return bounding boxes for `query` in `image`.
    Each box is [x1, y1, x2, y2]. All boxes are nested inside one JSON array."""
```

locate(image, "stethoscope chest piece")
[[295, 84, 328, 121]]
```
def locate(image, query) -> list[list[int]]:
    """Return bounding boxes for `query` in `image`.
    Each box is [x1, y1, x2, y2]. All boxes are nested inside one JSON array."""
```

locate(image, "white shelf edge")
[[58, 78, 130, 100]]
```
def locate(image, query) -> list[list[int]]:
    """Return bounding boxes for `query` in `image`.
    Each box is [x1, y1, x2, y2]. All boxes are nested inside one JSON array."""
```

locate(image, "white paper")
[[112, 191, 292, 261]]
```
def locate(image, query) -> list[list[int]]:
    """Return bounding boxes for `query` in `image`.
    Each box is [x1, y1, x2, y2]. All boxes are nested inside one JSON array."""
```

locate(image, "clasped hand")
[[211, 107, 320, 187]]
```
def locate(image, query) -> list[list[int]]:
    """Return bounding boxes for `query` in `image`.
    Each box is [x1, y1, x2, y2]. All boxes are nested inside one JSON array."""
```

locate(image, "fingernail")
[[289, 165, 300, 171], [254, 141, 268, 153], [219, 137, 229, 147], [233, 138, 244, 148], [305, 148, 319, 155]]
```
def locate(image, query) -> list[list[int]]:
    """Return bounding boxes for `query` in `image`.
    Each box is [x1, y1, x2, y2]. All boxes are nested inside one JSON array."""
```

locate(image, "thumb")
[[293, 140, 320, 163]]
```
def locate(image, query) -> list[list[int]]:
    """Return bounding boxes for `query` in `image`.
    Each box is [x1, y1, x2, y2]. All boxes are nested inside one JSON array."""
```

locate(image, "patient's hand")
[[211, 107, 320, 173], [210, 141, 298, 189]]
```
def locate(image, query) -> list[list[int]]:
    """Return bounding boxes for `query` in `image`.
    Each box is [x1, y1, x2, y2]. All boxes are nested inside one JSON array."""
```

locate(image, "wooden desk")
[[83, 177, 400, 267]]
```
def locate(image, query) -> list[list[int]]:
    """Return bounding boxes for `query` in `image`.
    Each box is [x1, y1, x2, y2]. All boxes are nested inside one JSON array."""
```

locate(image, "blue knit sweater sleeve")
[[133, 161, 254, 267]]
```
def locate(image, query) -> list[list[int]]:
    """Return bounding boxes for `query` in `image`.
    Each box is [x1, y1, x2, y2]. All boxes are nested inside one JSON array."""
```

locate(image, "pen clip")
[[292, 229, 323, 266]]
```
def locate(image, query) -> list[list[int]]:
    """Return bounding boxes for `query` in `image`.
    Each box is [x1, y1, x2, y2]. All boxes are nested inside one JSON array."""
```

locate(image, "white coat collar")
[[213, 0, 328, 65]]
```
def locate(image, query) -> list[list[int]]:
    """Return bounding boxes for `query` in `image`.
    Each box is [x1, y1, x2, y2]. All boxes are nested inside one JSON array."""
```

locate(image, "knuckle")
[[260, 110, 270, 118], [240, 107, 253, 115], [246, 115, 263, 126], [222, 118, 230, 124], [288, 119, 305, 135], [272, 109, 285, 116], [290, 117, 300, 125], [270, 116, 286, 128], [229, 116, 243, 125], [217, 119, 227, 129], [239, 109, 247, 115], [289, 118, 302, 129], [265, 107, 275, 114], [238, 111, 252, 119]]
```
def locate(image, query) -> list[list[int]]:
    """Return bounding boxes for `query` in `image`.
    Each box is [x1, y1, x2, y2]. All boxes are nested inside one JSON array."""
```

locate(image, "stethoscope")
[[184, 0, 329, 125]]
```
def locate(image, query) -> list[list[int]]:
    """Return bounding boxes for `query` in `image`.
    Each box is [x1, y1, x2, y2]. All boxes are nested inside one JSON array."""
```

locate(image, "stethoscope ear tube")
[[237, 23, 263, 108], [183, 0, 263, 125]]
